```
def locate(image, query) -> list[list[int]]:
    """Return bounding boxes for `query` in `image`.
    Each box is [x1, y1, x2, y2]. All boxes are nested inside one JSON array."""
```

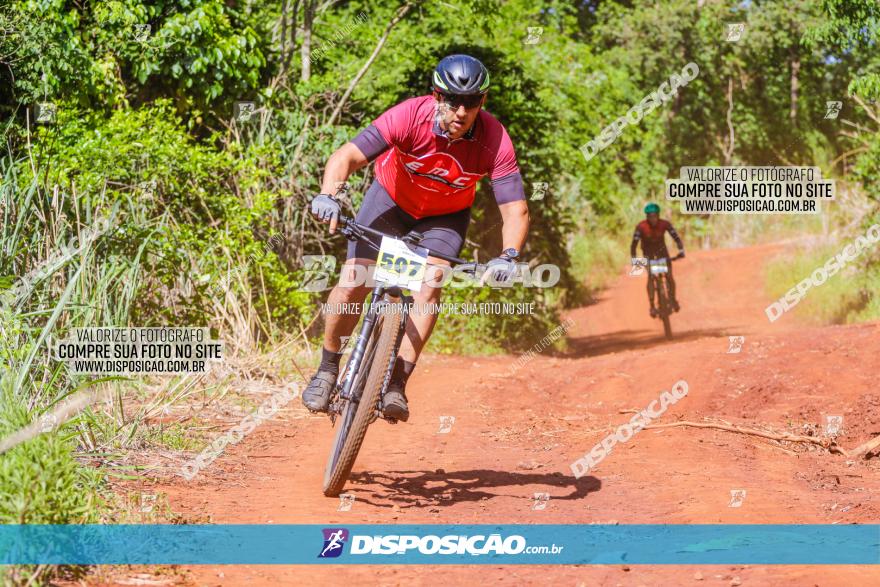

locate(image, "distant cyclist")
[[303, 54, 529, 422], [630, 203, 685, 316]]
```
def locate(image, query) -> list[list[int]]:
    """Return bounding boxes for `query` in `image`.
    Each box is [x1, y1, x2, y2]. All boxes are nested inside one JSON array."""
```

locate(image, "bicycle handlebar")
[[634, 252, 685, 265], [337, 214, 477, 271]]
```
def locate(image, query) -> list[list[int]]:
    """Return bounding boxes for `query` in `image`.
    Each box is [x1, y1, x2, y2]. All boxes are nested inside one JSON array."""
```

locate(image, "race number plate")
[[649, 259, 668, 274], [374, 236, 428, 291]]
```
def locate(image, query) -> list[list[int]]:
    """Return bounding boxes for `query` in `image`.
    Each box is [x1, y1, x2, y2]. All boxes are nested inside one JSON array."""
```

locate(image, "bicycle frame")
[[648, 259, 669, 311], [643, 252, 683, 335], [333, 283, 409, 409], [319, 214, 484, 494], [327, 215, 478, 416]]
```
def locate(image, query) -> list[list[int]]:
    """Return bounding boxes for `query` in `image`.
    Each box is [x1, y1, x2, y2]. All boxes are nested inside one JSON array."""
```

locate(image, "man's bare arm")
[[498, 199, 529, 253], [318, 142, 370, 233]]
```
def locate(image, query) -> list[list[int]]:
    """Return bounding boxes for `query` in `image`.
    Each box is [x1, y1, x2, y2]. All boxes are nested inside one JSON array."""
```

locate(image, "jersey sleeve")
[[665, 222, 684, 249], [489, 125, 520, 180], [631, 224, 644, 257], [487, 124, 524, 204], [490, 172, 525, 204], [350, 125, 389, 162]]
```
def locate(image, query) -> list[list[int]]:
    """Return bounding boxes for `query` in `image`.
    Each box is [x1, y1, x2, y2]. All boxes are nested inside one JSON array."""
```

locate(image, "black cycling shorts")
[[347, 179, 471, 261]]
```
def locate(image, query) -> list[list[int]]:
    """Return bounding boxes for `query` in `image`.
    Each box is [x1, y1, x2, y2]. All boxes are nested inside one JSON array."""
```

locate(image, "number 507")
[[380, 253, 422, 277]]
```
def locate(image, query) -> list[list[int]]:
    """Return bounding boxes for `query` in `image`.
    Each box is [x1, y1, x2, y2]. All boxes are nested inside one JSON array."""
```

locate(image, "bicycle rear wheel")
[[322, 296, 403, 497]]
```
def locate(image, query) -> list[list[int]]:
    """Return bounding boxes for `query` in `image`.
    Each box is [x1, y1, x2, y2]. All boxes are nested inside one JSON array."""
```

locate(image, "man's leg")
[[667, 262, 679, 311], [322, 259, 374, 351], [399, 258, 448, 361], [646, 272, 657, 317], [302, 259, 372, 412], [303, 178, 406, 413], [380, 207, 469, 422], [380, 259, 449, 422]]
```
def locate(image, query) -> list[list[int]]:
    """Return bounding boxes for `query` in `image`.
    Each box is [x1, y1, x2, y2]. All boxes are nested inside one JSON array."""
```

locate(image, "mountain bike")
[[321, 215, 480, 497], [647, 252, 684, 340]]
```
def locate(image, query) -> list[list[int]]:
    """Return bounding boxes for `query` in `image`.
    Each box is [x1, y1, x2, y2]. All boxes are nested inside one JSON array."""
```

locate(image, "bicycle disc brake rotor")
[[327, 386, 342, 425]]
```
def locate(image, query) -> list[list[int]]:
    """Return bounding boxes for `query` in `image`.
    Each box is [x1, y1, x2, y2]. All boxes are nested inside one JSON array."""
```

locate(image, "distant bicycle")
[[644, 252, 684, 339], [630, 202, 685, 338]]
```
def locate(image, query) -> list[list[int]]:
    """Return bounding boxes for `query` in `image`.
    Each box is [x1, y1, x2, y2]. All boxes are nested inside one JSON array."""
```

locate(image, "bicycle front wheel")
[[656, 276, 673, 339], [322, 296, 403, 496]]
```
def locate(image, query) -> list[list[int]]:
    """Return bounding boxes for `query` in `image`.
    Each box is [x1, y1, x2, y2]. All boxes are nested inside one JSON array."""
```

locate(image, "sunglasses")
[[439, 93, 484, 109]]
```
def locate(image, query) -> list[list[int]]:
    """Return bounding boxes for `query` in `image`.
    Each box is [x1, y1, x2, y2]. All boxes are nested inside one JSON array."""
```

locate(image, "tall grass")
[[764, 231, 880, 325], [568, 230, 627, 301], [0, 109, 315, 581], [0, 147, 152, 584]]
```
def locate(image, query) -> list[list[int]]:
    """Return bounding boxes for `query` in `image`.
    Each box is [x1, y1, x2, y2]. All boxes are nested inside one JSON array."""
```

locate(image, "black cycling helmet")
[[432, 54, 490, 96]]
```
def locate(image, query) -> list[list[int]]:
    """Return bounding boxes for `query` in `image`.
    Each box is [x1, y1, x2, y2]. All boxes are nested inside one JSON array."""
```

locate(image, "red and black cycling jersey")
[[630, 219, 683, 259], [350, 95, 525, 219]]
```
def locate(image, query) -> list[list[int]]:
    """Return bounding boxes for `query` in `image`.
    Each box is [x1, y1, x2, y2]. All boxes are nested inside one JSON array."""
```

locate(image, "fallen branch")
[[849, 434, 880, 459], [645, 420, 834, 449], [641, 420, 859, 457]]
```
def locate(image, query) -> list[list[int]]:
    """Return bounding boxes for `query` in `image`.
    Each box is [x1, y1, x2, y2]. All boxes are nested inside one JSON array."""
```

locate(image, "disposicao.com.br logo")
[[318, 528, 563, 557], [318, 528, 349, 558]]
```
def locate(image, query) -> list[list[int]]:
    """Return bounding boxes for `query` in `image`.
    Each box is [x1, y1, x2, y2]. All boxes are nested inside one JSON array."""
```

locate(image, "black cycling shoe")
[[650, 307, 658, 318], [302, 369, 338, 413], [381, 382, 409, 422], [671, 300, 681, 313]]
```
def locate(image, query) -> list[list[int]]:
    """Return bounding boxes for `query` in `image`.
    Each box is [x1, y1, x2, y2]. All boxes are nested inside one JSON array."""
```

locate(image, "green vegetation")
[[765, 229, 880, 324], [1, 0, 879, 582]]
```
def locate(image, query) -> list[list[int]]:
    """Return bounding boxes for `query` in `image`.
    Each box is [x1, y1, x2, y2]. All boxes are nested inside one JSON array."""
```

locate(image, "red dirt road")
[[148, 244, 880, 586]]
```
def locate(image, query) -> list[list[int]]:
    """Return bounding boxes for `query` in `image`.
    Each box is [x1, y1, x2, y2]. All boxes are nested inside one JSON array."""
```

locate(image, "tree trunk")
[[790, 55, 800, 122], [724, 76, 735, 165], [301, 0, 315, 82]]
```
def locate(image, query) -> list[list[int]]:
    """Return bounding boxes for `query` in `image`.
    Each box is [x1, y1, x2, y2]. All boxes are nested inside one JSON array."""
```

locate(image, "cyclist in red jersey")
[[631, 203, 685, 317], [303, 54, 529, 422]]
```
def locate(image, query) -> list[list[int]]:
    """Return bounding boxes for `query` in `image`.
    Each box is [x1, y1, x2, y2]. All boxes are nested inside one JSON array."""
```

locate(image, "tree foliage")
[[1, 0, 878, 351]]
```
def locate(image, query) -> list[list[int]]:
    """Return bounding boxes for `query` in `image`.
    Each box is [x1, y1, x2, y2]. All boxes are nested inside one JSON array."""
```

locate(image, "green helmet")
[[644, 203, 660, 214]]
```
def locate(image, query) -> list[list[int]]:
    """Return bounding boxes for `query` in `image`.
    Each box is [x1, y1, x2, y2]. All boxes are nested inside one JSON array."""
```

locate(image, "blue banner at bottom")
[[0, 525, 878, 565]]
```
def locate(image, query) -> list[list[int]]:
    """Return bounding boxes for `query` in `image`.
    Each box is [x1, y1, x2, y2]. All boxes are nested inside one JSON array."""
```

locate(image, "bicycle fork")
[[331, 284, 413, 423], [338, 285, 386, 405]]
